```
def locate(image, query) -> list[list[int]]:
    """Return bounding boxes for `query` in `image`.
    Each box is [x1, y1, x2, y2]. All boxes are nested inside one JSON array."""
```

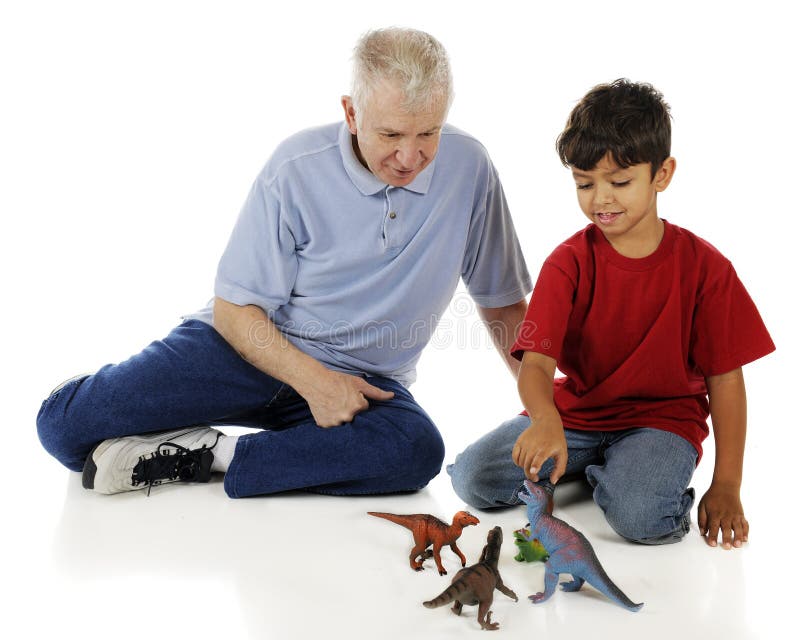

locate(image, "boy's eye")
[[576, 183, 592, 190], [612, 180, 631, 187]]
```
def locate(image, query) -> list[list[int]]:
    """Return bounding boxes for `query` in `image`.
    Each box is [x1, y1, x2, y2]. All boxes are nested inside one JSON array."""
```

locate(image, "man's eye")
[[612, 180, 631, 187], [576, 183, 592, 190]]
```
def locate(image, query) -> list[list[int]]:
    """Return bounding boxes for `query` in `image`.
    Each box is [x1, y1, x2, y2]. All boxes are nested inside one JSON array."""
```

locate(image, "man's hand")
[[304, 370, 394, 428], [212, 299, 394, 427], [512, 410, 567, 483], [698, 483, 749, 549]]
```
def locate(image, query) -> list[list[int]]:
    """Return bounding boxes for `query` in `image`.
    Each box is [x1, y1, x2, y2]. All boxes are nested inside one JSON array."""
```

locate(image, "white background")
[[1, 1, 797, 638]]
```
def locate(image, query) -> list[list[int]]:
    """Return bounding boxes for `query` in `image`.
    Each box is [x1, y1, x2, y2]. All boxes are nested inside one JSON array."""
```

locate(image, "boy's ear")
[[653, 157, 676, 192]]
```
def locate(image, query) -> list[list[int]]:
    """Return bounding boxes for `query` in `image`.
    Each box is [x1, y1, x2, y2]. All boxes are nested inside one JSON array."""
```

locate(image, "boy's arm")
[[513, 351, 568, 483], [698, 367, 749, 549]]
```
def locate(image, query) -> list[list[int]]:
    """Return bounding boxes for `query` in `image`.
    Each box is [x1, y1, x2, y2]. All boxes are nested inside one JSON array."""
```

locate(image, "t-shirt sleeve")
[[690, 261, 775, 376], [213, 175, 298, 314], [511, 260, 576, 361], [461, 165, 533, 308]]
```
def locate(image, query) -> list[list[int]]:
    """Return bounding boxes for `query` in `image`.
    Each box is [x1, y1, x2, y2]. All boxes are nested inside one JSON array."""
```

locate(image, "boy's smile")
[[571, 153, 676, 258]]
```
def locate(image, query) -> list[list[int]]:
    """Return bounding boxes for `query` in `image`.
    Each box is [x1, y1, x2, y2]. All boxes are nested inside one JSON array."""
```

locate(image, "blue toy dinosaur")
[[518, 479, 643, 612]]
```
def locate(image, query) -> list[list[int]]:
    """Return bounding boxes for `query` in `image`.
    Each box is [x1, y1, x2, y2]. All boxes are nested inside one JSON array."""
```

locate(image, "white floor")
[[5, 3, 799, 638], [6, 411, 793, 640]]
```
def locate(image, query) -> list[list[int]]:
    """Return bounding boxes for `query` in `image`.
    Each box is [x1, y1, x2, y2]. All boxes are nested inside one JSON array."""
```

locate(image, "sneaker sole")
[[82, 442, 100, 490]]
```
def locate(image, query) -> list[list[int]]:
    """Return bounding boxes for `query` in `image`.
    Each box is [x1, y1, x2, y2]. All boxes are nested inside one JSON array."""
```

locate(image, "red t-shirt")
[[511, 220, 775, 457]]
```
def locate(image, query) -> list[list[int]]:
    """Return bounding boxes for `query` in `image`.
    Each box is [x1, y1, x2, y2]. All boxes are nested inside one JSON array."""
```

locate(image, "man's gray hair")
[[350, 27, 453, 121]]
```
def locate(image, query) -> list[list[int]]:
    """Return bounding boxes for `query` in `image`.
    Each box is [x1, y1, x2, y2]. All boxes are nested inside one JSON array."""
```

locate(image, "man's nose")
[[395, 141, 421, 168]]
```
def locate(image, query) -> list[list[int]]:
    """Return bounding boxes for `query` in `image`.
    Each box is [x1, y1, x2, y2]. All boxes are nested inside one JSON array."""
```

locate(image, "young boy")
[[448, 79, 774, 549]]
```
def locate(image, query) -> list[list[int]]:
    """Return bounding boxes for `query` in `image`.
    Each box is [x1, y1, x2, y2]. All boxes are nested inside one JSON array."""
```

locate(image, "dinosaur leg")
[[450, 542, 468, 567], [409, 544, 428, 571], [451, 600, 464, 616], [432, 543, 447, 575], [560, 576, 585, 592], [477, 600, 499, 631], [529, 569, 559, 604]]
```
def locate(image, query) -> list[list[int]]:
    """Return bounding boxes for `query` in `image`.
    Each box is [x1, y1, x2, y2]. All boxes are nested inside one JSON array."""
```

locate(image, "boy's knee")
[[448, 445, 491, 509], [448, 442, 521, 510], [449, 414, 530, 509], [594, 479, 695, 544]]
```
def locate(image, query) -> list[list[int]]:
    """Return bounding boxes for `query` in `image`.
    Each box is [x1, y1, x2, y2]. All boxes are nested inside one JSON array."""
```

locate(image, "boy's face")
[[571, 153, 675, 256]]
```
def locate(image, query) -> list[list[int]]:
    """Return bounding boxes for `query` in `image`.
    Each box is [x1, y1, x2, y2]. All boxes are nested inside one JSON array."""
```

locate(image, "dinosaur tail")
[[422, 565, 491, 609], [367, 512, 420, 531], [422, 584, 457, 609], [586, 565, 644, 612]]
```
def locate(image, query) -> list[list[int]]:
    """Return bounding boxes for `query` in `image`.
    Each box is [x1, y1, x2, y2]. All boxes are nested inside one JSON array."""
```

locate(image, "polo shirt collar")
[[338, 122, 435, 196]]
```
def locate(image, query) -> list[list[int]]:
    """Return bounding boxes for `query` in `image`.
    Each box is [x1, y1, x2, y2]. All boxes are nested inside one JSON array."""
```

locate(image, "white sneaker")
[[82, 427, 222, 495]]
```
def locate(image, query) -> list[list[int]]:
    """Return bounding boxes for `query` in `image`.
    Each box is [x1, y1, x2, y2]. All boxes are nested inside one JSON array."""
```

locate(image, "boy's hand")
[[697, 483, 749, 549], [512, 411, 568, 483]]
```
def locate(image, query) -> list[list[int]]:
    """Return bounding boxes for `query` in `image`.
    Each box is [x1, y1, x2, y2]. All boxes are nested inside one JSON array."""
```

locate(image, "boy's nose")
[[593, 184, 615, 205]]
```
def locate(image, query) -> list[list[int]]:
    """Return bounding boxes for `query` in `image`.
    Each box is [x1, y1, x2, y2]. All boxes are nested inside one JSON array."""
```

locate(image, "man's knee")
[[36, 376, 91, 472], [357, 404, 444, 493], [397, 414, 445, 489]]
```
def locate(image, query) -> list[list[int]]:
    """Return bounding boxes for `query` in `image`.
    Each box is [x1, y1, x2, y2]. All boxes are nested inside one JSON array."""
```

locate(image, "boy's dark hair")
[[556, 78, 671, 178]]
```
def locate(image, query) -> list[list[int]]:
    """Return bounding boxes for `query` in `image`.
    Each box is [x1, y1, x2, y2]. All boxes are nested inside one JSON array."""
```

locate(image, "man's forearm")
[[478, 300, 528, 378], [212, 297, 327, 398]]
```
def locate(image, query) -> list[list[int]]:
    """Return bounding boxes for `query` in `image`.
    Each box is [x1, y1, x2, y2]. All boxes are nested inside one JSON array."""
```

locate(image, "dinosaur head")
[[453, 511, 480, 528], [518, 480, 551, 521], [479, 526, 504, 564], [486, 525, 503, 546]]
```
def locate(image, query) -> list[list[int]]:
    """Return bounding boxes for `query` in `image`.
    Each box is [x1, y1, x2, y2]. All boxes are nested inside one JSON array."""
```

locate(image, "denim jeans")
[[37, 320, 445, 498], [448, 414, 697, 544]]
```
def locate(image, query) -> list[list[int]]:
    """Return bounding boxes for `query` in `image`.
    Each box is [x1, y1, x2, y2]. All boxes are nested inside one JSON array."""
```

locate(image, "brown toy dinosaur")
[[422, 526, 518, 630], [367, 511, 479, 575]]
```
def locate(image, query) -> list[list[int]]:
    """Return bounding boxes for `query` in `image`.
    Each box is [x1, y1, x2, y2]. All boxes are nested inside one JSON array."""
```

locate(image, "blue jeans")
[[37, 320, 445, 498], [448, 415, 697, 544]]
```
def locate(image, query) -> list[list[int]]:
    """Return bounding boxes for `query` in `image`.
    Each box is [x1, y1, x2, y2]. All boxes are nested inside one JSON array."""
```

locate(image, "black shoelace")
[[131, 433, 221, 496]]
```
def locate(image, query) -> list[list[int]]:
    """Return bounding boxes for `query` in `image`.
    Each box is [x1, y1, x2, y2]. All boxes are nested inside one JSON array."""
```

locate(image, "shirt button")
[[389, 211, 397, 219]]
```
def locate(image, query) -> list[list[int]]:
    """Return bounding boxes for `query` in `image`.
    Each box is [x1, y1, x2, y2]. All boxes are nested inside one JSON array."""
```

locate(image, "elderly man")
[[37, 28, 531, 498]]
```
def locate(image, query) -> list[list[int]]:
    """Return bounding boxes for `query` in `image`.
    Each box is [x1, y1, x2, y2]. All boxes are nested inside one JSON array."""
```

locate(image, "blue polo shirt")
[[187, 122, 531, 386]]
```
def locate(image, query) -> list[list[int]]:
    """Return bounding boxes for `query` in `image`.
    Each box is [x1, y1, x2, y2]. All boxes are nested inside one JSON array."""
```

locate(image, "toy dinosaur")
[[423, 526, 518, 630], [518, 480, 644, 612], [367, 511, 479, 575], [512, 527, 549, 563]]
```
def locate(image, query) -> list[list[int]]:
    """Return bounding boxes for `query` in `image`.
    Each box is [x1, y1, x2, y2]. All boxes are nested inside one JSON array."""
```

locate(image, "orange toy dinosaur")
[[368, 511, 480, 575]]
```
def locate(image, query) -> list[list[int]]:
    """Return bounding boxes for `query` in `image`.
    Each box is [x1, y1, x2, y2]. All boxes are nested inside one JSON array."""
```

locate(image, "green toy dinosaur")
[[512, 527, 549, 563]]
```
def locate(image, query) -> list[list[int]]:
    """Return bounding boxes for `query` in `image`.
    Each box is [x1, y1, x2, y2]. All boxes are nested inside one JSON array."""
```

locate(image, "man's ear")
[[341, 96, 358, 135], [654, 157, 676, 192]]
